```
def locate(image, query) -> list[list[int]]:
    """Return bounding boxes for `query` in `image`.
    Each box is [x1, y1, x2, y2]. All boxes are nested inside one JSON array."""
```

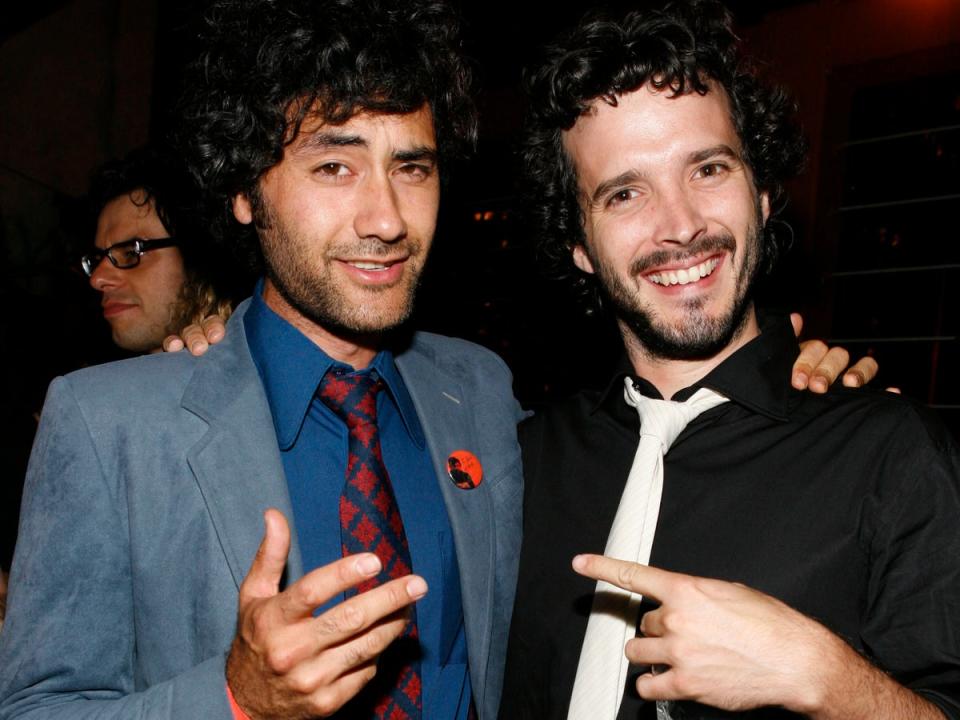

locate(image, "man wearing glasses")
[[83, 146, 241, 353]]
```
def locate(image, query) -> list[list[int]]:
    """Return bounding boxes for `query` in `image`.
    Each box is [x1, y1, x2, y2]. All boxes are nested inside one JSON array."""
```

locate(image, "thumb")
[[789, 312, 803, 338], [240, 508, 291, 602]]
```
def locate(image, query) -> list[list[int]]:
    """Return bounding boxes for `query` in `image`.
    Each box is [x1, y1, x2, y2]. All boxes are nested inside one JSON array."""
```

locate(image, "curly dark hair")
[[176, 0, 476, 274], [88, 146, 185, 243], [523, 0, 806, 312]]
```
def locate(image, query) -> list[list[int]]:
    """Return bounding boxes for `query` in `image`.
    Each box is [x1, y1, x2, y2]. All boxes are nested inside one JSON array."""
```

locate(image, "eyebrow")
[[293, 131, 366, 154], [590, 169, 645, 206], [293, 132, 437, 164], [394, 146, 438, 164], [589, 144, 744, 205], [688, 144, 743, 166]]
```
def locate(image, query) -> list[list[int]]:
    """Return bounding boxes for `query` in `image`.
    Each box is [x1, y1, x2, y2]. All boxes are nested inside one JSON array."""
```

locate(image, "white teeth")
[[350, 261, 388, 270], [648, 257, 719, 286]]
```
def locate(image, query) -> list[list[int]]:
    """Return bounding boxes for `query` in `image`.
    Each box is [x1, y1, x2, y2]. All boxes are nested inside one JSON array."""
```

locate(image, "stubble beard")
[[593, 209, 764, 362], [111, 294, 190, 354], [254, 196, 424, 337]]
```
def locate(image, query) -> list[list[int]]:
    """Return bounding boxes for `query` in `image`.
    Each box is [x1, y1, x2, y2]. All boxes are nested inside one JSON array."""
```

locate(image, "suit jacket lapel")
[[181, 304, 304, 590], [396, 342, 496, 696]]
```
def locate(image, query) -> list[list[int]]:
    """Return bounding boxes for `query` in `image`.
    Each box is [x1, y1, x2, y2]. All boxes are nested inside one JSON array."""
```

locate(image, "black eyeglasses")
[[81, 237, 179, 277]]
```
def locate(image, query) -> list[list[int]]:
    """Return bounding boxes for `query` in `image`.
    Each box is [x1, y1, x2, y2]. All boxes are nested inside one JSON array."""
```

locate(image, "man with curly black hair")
[[0, 1, 522, 719], [502, 2, 960, 718], [83, 146, 244, 353]]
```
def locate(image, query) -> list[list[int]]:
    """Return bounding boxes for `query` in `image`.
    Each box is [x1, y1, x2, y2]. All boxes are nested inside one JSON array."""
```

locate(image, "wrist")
[[781, 620, 852, 716], [227, 681, 255, 720]]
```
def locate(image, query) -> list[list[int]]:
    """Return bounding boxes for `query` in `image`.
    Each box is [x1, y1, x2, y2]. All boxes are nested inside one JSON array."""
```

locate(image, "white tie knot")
[[624, 381, 728, 454]]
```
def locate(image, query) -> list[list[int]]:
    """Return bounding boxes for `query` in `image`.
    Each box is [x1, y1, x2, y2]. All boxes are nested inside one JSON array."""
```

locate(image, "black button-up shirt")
[[500, 315, 960, 719]]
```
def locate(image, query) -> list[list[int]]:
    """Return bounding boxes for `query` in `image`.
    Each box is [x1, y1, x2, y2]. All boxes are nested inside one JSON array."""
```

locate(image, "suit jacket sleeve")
[[0, 377, 234, 720]]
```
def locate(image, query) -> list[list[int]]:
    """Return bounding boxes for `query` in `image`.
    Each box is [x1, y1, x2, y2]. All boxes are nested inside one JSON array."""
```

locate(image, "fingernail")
[[793, 372, 807, 389], [406, 577, 428, 599], [572, 554, 587, 571], [355, 555, 381, 575]]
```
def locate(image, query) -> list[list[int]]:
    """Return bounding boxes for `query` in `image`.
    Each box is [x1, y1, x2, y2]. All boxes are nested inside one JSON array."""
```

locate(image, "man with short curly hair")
[[0, 1, 522, 719], [501, 2, 960, 718]]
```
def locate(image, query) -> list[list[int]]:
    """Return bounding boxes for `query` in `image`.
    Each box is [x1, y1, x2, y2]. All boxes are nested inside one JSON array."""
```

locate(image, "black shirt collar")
[[594, 312, 797, 423]]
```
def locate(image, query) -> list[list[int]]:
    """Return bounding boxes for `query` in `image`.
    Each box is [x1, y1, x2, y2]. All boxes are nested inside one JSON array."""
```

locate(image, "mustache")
[[328, 238, 421, 257], [630, 233, 736, 275]]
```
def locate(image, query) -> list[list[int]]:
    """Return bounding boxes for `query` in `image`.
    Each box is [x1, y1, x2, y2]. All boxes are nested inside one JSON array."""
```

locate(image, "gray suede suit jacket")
[[0, 302, 525, 719]]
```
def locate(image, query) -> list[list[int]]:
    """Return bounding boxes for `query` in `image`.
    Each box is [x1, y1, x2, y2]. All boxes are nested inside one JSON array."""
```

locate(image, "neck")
[[262, 280, 379, 370], [621, 306, 760, 399]]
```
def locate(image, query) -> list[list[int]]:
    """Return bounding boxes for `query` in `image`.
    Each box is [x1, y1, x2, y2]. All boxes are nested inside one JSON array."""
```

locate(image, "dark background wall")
[[1, 0, 958, 566]]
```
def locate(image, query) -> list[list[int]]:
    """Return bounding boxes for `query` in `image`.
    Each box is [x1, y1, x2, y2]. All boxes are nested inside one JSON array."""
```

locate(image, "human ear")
[[232, 194, 254, 225], [572, 244, 596, 275], [760, 191, 771, 224]]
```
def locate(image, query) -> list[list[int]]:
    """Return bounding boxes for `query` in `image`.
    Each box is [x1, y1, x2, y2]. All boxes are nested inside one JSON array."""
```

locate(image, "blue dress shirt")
[[244, 286, 472, 718]]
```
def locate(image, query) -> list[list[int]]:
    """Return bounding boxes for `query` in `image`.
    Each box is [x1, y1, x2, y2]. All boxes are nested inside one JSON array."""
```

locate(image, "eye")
[[115, 243, 141, 263], [694, 162, 729, 180], [397, 162, 435, 182], [606, 188, 638, 208], [313, 162, 350, 177]]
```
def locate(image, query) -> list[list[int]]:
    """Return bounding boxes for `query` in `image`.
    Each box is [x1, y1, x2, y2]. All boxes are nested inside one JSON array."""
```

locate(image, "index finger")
[[308, 574, 428, 651], [572, 554, 676, 603], [274, 553, 386, 622], [841, 356, 878, 387], [200, 314, 227, 343], [161, 334, 185, 353]]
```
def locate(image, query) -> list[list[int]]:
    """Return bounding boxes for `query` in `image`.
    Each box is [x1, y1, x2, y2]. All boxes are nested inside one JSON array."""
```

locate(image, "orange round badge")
[[447, 450, 482, 490]]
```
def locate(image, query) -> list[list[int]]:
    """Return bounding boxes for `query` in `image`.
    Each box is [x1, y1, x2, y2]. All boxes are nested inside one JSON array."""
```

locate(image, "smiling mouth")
[[345, 259, 404, 271], [647, 257, 721, 287]]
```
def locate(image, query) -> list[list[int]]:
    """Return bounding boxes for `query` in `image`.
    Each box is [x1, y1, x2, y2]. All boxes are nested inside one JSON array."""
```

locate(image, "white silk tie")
[[567, 381, 729, 720]]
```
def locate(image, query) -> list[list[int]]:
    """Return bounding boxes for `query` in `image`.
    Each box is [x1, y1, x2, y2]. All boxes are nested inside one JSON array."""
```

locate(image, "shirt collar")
[[244, 280, 426, 450], [594, 312, 797, 422]]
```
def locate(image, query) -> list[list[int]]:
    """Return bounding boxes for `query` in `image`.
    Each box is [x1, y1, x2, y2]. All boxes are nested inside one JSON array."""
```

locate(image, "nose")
[[353, 174, 407, 243], [653, 184, 707, 246], [89, 256, 123, 292]]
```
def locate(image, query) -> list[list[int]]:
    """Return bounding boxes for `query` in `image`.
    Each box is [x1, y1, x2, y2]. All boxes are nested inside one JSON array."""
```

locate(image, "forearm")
[[801, 633, 945, 720], [0, 655, 234, 720]]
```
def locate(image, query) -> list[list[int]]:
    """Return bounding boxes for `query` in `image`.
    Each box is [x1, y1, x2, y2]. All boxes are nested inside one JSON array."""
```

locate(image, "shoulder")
[[789, 387, 960, 523], [405, 331, 512, 373], [401, 331, 517, 393], [795, 385, 956, 454], [56, 350, 200, 415], [397, 330, 527, 425], [520, 387, 606, 441]]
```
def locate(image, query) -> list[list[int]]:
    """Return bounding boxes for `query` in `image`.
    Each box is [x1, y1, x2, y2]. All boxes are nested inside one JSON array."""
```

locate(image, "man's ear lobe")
[[232, 194, 254, 225], [572, 245, 596, 275]]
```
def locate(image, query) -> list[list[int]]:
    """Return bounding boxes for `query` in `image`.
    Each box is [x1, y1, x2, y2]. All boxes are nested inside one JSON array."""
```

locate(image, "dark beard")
[[261, 248, 421, 337], [253, 188, 422, 337], [621, 282, 754, 360], [595, 215, 763, 361]]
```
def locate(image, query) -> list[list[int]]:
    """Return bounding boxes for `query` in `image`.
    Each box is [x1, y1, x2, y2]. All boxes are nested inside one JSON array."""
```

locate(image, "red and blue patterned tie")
[[318, 368, 422, 719]]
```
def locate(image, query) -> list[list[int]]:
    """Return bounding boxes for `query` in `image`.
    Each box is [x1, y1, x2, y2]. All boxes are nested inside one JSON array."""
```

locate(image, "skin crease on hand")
[[571, 554, 946, 720], [226, 509, 428, 720]]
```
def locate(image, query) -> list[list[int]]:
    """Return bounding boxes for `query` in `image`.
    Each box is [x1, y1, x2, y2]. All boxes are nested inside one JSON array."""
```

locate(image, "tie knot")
[[318, 369, 383, 428], [624, 381, 728, 454]]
